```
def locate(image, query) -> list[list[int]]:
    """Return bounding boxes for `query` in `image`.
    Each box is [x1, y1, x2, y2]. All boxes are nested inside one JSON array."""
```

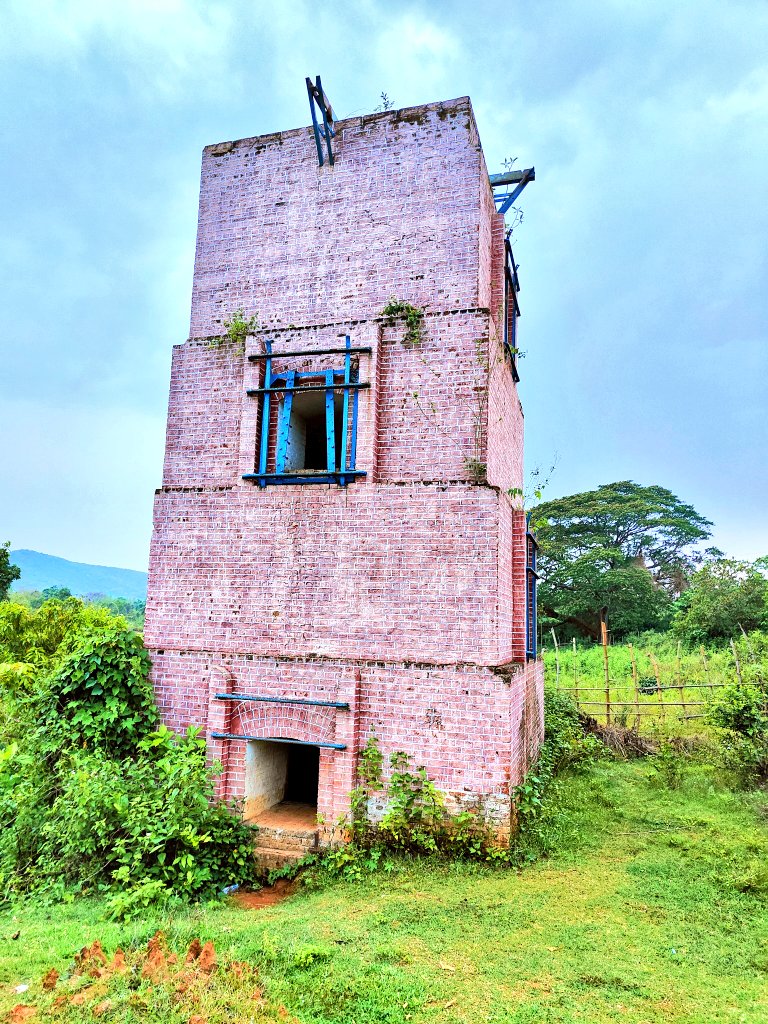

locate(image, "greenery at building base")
[[2, 756, 767, 1023], [0, 596, 257, 915]]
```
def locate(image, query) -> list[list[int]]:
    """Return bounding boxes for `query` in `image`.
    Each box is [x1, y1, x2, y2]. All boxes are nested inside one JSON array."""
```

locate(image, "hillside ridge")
[[9, 549, 147, 601]]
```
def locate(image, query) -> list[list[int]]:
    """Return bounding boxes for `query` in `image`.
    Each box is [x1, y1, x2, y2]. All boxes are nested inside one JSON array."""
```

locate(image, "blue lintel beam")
[[211, 732, 346, 751], [215, 693, 350, 710], [246, 382, 370, 396]]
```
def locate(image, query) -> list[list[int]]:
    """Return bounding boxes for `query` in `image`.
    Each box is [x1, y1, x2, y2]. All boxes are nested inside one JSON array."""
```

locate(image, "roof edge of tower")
[[202, 95, 476, 157]]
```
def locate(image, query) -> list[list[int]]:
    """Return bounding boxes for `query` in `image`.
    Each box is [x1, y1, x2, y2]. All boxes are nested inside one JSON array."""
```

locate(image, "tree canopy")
[[672, 558, 768, 644], [535, 481, 712, 640], [0, 543, 20, 601]]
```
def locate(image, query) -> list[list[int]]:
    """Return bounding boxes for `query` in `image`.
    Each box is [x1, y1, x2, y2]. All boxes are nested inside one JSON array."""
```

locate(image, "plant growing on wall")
[[208, 308, 258, 354], [381, 298, 425, 345]]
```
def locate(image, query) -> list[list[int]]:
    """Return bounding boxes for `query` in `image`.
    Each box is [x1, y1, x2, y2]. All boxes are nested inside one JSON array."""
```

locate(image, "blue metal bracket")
[[306, 75, 336, 167], [491, 167, 535, 215], [525, 516, 539, 661], [212, 732, 346, 751]]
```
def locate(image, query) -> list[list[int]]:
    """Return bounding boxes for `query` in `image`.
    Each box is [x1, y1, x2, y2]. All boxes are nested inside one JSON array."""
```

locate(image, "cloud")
[[0, 0, 234, 96]]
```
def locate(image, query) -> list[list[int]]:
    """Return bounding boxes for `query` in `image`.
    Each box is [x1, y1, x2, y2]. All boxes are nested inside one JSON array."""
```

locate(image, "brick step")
[[254, 846, 311, 872], [255, 826, 320, 853]]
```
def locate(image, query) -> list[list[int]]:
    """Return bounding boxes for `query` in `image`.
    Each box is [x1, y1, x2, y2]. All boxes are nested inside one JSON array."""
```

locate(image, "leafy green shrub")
[[0, 624, 258, 912], [42, 626, 157, 759], [707, 684, 767, 738], [306, 698, 607, 883], [0, 597, 118, 672], [35, 726, 256, 911], [706, 683, 768, 784]]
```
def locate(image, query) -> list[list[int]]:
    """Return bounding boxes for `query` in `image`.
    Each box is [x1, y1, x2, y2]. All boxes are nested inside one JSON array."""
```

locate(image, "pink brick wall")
[[146, 94, 542, 834], [152, 648, 543, 831], [190, 99, 484, 338], [146, 484, 505, 665]]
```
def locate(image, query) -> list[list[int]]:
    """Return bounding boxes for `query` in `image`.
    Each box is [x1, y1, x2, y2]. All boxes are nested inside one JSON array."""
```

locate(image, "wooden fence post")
[[649, 652, 665, 719], [572, 637, 579, 705], [730, 639, 743, 687], [700, 646, 713, 692], [676, 640, 686, 718], [600, 612, 611, 724], [551, 628, 560, 688], [629, 643, 640, 727]]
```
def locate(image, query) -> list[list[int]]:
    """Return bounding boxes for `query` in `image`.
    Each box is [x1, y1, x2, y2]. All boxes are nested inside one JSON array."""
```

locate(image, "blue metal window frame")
[[525, 514, 539, 661], [504, 237, 521, 382], [244, 336, 365, 488]]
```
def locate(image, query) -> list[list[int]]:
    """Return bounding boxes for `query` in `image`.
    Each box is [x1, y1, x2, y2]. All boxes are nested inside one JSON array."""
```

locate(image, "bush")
[[0, 625, 258, 912], [41, 626, 157, 759], [304, 694, 606, 884], [35, 727, 257, 909], [706, 683, 768, 784]]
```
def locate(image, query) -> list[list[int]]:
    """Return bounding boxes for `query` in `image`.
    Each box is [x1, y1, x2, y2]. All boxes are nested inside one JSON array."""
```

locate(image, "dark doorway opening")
[[284, 744, 320, 805]]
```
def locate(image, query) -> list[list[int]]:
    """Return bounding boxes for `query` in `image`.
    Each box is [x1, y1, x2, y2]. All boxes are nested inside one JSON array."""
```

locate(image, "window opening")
[[504, 236, 521, 383], [525, 515, 539, 660], [244, 335, 368, 487]]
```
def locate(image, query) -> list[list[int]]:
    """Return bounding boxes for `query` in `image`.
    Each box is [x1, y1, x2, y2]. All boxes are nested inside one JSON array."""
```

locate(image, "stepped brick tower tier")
[[145, 93, 544, 843]]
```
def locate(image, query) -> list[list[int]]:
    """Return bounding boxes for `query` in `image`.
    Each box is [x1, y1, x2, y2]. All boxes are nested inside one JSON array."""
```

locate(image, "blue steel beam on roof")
[[492, 167, 535, 215], [306, 75, 336, 167]]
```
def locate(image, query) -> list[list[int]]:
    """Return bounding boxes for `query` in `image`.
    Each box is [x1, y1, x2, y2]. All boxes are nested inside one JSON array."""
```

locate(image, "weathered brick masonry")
[[145, 95, 544, 837]]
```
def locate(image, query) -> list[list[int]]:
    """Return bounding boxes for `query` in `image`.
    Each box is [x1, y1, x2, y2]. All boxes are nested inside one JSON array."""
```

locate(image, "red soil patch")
[[8, 1006, 36, 1023], [232, 878, 298, 908]]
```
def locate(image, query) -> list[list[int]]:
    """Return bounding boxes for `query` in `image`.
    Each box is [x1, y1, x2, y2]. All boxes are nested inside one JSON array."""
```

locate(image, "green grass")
[[2, 761, 768, 1023]]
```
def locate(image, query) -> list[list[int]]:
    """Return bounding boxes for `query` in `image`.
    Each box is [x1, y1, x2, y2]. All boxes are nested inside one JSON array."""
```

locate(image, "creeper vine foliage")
[[381, 298, 425, 345]]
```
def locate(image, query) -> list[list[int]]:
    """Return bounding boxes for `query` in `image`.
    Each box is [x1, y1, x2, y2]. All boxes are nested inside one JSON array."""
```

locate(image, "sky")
[[1, 0, 766, 572]]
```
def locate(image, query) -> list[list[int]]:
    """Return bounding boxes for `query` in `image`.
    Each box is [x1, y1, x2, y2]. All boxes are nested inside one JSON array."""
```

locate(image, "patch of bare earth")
[[5, 932, 295, 1023]]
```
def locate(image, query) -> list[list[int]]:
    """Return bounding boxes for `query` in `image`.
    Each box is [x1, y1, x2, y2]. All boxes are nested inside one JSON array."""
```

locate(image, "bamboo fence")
[[542, 638, 748, 726]]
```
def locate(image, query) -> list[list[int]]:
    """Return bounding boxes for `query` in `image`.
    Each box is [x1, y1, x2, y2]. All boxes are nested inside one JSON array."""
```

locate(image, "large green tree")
[[534, 481, 712, 640], [672, 558, 768, 644], [0, 543, 20, 601]]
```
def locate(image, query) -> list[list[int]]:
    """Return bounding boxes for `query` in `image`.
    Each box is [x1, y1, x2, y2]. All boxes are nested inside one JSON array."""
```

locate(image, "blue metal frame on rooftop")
[[306, 75, 336, 167]]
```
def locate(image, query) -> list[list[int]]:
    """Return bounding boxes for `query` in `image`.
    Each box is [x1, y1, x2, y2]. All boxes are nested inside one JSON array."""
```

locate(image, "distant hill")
[[9, 550, 148, 601]]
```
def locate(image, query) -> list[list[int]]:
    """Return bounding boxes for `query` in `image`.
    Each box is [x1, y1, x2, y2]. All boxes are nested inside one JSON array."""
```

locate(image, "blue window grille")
[[243, 336, 367, 487], [525, 515, 539, 660], [504, 236, 521, 382]]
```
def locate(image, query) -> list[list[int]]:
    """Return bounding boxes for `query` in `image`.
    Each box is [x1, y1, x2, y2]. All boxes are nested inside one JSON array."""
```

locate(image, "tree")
[[672, 558, 768, 644], [0, 543, 20, 601], [535, 481, 712, 640]]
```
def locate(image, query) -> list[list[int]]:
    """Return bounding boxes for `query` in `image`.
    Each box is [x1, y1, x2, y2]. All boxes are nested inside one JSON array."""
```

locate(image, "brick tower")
[[145, 93, 543, 843]]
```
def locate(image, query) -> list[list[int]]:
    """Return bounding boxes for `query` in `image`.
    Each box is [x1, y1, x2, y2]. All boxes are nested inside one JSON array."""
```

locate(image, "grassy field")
[[2, 759, 767, 1024]]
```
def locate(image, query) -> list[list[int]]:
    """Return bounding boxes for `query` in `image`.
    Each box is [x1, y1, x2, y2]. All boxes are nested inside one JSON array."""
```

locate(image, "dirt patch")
[[9, 933, 287, 1023], [233, 878, 299, 909]]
